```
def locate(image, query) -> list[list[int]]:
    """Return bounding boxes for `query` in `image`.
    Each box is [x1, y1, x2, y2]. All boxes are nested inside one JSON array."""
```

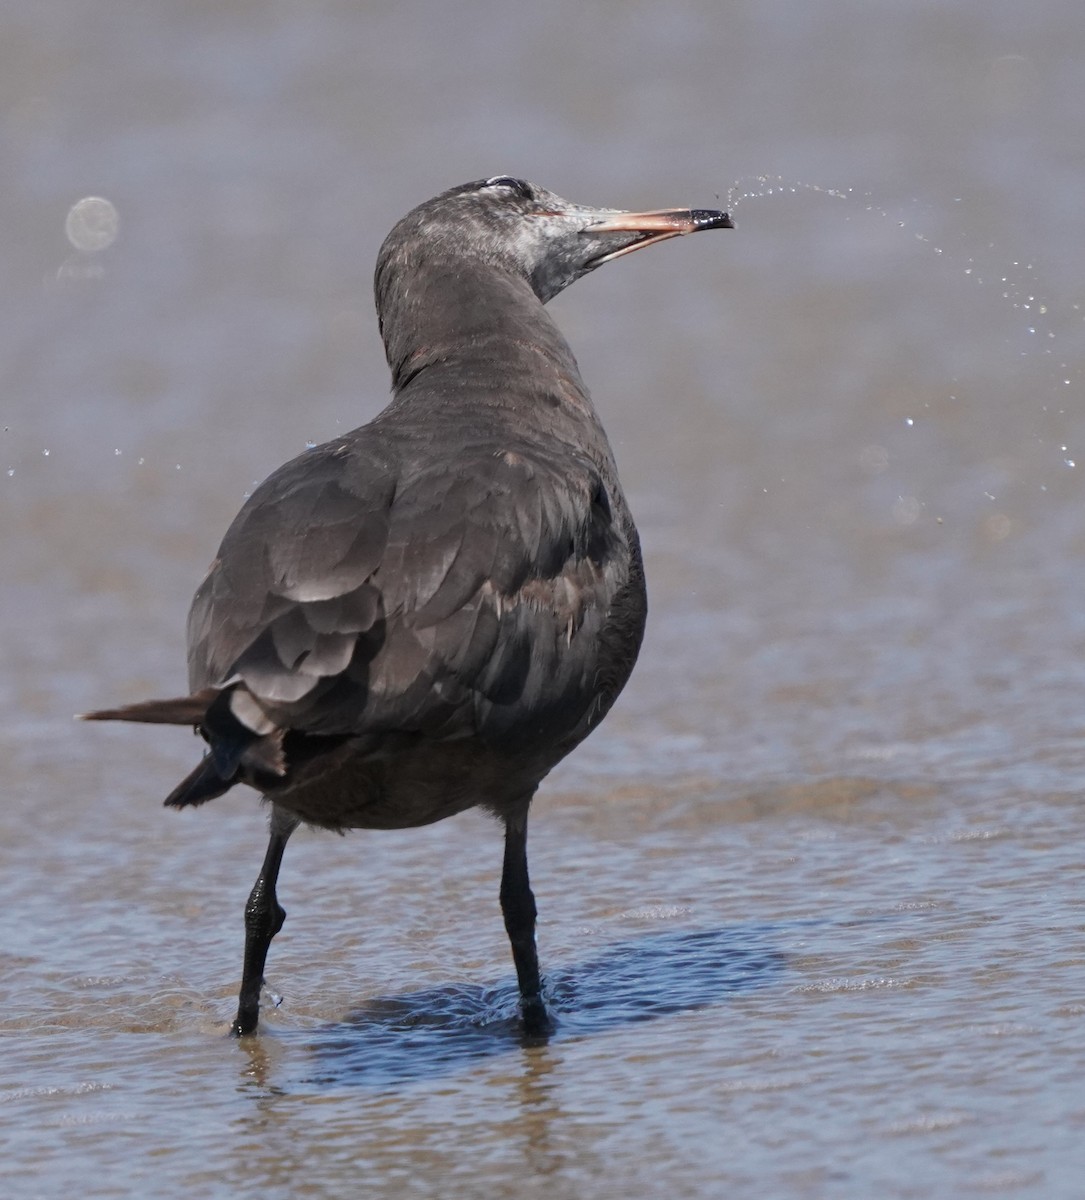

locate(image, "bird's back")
[[185, 345, 646, 826]]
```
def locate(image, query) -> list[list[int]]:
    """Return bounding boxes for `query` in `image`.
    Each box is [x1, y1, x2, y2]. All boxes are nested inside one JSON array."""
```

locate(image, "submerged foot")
[[520, 993, 555, 1040]]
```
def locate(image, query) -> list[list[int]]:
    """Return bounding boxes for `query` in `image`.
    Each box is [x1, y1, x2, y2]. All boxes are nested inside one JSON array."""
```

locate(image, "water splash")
[[727, 173, 1083, 497], [726, 175, 854, 209]]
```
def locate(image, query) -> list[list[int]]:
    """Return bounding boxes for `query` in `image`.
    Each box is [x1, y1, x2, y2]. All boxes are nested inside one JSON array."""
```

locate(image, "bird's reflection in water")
[[278, 924, 788, 1088]]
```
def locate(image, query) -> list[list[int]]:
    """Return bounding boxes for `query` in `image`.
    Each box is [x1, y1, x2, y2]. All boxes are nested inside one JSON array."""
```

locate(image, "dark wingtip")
[[163, 757, 234, 809]]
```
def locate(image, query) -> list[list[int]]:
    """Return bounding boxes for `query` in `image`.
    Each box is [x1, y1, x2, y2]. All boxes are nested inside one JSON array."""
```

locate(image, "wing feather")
[[187, 429, 632, 749]]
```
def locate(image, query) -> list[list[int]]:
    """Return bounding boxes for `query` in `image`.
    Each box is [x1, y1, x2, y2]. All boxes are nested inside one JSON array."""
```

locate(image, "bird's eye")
[[482, 176, 534, 201]]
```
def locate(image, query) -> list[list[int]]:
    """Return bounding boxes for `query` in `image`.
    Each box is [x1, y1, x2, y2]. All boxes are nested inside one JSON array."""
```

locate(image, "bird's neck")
[[378, 263, 595, 421]]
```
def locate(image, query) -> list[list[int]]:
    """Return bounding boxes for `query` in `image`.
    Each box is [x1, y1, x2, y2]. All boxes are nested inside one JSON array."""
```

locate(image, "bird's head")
[[376, 175, 733, 305]]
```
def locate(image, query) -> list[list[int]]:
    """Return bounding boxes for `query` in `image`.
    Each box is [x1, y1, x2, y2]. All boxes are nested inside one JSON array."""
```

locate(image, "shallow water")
[[4, 2, 1085, 1196]]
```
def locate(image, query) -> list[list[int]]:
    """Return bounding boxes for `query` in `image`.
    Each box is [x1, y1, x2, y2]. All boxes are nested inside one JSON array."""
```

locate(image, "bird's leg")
[[500, 801, 553, 1037], [232, 806, 299, 1037]]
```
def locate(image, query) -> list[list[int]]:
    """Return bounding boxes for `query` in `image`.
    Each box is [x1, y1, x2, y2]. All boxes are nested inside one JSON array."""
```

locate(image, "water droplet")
[[905, 417, 914, 427], [113, 448, 122, 456], [42, 448, 50, 456], [1066, 459, 1076, 469], [6, 468, 13, 477], [65, 197, 120, 253], [138, 457, 145, 465]]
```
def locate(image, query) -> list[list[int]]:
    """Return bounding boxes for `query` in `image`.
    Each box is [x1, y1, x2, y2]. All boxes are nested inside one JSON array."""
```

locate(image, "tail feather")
[[78, 688, 219, 726], [82, 684, 286, 809]]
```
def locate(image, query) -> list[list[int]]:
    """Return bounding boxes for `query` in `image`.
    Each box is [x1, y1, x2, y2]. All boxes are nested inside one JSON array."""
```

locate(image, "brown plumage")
[[83, 176, 732, 1036]]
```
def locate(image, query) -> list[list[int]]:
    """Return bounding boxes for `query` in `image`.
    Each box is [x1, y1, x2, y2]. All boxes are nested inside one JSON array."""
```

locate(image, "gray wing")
[[187, 432, 637, 749]]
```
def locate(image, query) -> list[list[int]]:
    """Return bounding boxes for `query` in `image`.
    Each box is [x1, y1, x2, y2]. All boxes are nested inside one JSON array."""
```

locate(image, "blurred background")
[[3, 3, 1085, 1198]]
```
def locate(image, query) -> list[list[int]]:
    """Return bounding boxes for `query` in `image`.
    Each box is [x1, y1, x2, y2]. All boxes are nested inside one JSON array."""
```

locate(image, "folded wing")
[[187, 431, 632, 753]]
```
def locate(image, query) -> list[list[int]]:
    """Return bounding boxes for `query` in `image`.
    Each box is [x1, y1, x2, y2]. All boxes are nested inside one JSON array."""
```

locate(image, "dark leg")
[[232, 806, 298, 1037], [500, 801, 553, 1037]]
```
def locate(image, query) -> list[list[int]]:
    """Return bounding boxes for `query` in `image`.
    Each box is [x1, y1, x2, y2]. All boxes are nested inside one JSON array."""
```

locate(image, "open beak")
[[584, 206, 734, 265]]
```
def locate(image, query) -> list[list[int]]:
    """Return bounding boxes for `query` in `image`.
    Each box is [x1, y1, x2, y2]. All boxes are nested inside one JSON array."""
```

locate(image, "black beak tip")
[[692, 209, 735, 231]]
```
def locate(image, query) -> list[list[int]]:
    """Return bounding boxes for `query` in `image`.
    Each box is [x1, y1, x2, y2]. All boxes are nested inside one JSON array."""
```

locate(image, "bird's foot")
[[230, 1010, 258, 1038], [520, 994, 555, 1041]]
